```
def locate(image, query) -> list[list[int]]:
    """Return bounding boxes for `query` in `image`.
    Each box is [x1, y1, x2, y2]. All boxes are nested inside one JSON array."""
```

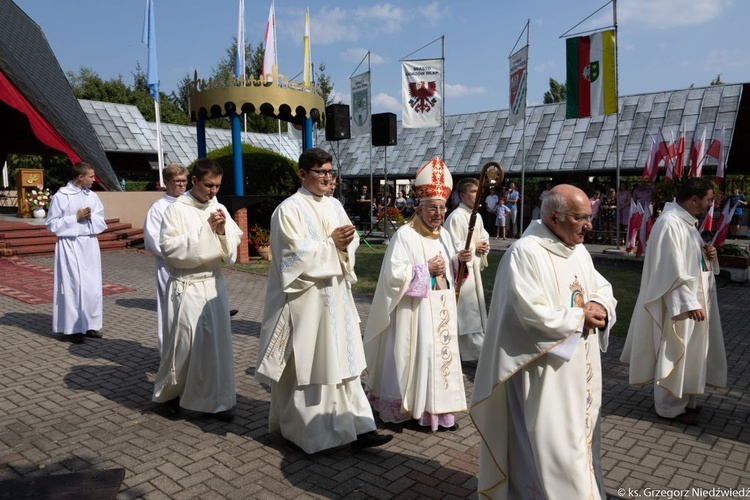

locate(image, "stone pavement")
[[0, 248, 748, 499]]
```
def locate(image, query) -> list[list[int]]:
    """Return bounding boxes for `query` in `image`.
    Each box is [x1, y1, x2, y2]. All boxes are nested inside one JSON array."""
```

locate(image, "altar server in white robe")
[[443, 177, 491, 361], [364, 158, 473, 432], [256, 148, 392, 453], [143, 163, 188, 355], [621, 177, 726, 425], [152, 159, 242, 421], [46, 162, 108, 344], [471, 185, 616, 500]]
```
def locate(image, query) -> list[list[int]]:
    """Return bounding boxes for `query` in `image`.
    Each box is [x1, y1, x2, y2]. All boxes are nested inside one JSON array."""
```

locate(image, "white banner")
[[402, 59, 443, 128], [508, 45, 528, 126], [350, 71, 371, 136]]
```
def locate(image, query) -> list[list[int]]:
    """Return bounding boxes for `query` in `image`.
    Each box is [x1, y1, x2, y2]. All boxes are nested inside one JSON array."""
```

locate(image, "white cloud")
[[444, 83, 486, 98], [373, 92, 400, 113], [340, 48, 386, 66], [329, 88, 349, 106], [584, 0, 731, 30], [533, 59, 558, 74]]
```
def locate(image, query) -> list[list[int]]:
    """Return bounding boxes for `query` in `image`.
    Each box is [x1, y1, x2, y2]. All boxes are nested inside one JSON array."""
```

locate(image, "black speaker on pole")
[[371, 112, 397, 146], [325, 104, 351, 141]]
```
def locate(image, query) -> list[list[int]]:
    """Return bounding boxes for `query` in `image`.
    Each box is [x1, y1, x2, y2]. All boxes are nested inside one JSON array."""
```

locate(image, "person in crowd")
[[588, 189, 602, 242], [600, 188, 617, 244], [617, 181, 631, 245], [255, 147, 392, 453], [504, 182, 520, 238], [471, 185, 616, 499], [46, 162, 108, 344], [484, 188, 499, 232], [621, 178, 726, 425], [394, 190, 407, 213], [728, 187, 748, 238], [444, 177, 491, 362], [152, 158, 243, 422], [364, 158, 472, 432], [494, 197, 511, 240]]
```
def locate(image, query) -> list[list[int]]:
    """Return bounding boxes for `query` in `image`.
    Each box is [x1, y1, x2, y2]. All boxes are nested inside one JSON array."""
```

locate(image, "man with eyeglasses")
[[143, 163, 188, 355], [472, 185, 616, 499], [365, 158, 473, 432], [256, 147, 392, 453]]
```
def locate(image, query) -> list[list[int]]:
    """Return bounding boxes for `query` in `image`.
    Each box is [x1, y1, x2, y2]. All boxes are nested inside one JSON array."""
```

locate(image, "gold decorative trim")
[[190, 69, 326, 124]]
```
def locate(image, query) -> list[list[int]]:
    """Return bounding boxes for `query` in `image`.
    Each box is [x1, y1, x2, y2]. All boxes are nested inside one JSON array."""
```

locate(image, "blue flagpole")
[[142, 0, 164, 187]]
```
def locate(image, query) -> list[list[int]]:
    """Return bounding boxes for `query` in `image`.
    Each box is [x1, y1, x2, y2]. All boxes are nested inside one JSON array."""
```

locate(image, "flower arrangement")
[[248, 224, 270, 248], [26, 186, 51, 211]]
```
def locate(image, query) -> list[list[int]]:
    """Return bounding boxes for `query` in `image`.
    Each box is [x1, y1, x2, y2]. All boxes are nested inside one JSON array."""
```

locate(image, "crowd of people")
[[44, 156, 738, 498]]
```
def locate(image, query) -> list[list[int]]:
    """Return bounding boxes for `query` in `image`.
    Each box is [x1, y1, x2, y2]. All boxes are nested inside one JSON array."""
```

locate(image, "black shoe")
[[229, 309, 238, 317], [686, 406, 702, 414], [661, 412, 699, 425], [350, 431, 393, 450], [162, 397, 180, 417], [210, 410, 234, 422], [85, 330, 103, 338], [67, 333, 84, 344], [438, 423, 460, 432]]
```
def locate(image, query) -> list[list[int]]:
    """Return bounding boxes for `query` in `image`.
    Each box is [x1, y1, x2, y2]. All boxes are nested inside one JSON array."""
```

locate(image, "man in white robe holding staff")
[[471, 184, 616, 499], [256, 147, 392, 454]]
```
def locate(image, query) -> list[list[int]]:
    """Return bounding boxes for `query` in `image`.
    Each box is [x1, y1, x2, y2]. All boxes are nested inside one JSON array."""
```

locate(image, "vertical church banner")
[[508, 46, 528, 126], [402, 59, 443, 128], [350, 71, 371, 136]]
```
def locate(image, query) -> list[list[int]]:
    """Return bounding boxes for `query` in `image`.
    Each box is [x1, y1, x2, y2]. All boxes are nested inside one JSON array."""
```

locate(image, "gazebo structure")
[[189, 69, 326, 196]]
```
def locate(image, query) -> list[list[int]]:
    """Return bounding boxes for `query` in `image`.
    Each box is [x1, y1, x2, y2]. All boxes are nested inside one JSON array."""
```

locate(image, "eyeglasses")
[[424, 206, 447, 214], [169, 179, 188, 184], [308, 169, 337, 179]]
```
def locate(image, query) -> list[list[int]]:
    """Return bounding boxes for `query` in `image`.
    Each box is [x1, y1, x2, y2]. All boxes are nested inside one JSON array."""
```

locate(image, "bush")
[[204, 144, 299, 196], [716, 243, 750, 256]]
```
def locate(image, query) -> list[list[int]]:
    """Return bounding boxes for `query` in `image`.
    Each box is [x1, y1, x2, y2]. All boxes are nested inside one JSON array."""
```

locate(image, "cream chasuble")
[[444, 202, 490, 361], [256, 189, 376, 454], [364, 219, 467, 425], [620, 202, 727, 398], [471, 221, 616, 500]]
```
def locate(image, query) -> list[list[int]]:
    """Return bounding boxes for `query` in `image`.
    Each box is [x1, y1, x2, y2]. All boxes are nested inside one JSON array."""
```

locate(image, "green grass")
[[233, 243, 642, 338]]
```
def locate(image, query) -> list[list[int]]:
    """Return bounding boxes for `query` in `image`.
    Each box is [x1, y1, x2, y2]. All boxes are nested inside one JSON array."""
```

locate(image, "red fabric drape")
[[0, 70, 81, 164]]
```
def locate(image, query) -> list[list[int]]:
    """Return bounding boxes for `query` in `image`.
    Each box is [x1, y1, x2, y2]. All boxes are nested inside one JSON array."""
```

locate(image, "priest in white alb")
[[443, 177, 491, 362], [364, 158, 473, 432], [152, 159, 242, 421], [620, 177, 726, 425], [471, 185, 616, 499], [46, 162, 108, 344], [256, 148, 392, 453], [143, 163, 187, 355]]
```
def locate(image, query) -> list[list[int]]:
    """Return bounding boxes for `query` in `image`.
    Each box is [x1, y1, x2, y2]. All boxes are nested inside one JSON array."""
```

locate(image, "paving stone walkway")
[[0, 249, 748, 499]]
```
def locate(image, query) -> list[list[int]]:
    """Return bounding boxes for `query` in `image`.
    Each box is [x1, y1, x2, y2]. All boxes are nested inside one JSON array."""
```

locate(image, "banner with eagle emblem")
[[350, 71, 371, 136], [401, 59, 443, 128]]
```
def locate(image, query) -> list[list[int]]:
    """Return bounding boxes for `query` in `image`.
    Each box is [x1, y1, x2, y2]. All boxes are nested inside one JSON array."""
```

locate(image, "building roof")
[[0, 0, 119, 189], [319, 84, 744, 179], [78, 99, 301, 167]]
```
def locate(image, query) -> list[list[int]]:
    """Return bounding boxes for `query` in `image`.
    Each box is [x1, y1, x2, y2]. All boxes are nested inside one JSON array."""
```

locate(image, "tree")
[[543, 78, 566, 104], [315, 62, 336, 106]]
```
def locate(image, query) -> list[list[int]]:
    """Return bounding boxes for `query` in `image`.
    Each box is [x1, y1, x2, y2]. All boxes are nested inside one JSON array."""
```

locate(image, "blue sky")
[[14, 0, 750, 119]]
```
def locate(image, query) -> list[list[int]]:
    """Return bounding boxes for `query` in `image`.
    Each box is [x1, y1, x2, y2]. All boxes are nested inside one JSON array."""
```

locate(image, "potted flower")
[[249, 224, 271, 261], [716, 243, 750, 269], [26, 186, 51, 218]]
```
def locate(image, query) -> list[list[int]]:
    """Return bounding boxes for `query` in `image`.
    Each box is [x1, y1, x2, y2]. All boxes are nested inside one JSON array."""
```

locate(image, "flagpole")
[[154, 100, 165, 187], [368, 52, 374, 227], [519, 19, 529, 237], [441, 35, 446, 161], [613, 0, 622, 250]]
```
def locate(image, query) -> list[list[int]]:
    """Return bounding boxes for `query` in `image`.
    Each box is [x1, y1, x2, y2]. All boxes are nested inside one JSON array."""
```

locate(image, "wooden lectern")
[[16, 169, 44, 218]]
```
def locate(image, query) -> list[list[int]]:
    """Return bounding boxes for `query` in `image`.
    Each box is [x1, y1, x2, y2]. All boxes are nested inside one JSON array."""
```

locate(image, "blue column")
[[197, 110, 207, 159], [302, 117, 313, 152], [230, 111, 244, 196]]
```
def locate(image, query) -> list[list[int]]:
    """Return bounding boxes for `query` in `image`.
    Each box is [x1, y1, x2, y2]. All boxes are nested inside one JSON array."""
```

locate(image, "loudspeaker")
[[325, 104, 351, 141], [372, 112, 397, 146]]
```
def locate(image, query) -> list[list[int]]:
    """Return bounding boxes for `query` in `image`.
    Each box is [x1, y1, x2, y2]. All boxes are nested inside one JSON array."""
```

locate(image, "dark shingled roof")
[[320, 84, 744, 180], [0, 0, 119, 190]]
